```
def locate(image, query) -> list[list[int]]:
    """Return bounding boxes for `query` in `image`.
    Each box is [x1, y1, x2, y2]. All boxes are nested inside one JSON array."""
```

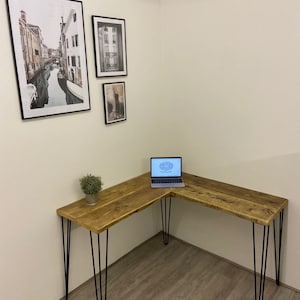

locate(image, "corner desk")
[[57, 172, 288, 300]]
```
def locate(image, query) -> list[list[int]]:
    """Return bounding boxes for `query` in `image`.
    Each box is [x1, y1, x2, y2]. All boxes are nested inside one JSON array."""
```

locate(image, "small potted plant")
[[79, 174, 103, 205]]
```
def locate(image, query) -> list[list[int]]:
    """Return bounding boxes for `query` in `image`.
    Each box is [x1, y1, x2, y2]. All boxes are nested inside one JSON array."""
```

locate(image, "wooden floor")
[[66, 233, 299, 300]]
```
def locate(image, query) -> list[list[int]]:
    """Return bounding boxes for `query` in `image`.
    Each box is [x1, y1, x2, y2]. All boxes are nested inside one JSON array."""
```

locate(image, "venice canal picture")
[[7, 0, 90, 119]]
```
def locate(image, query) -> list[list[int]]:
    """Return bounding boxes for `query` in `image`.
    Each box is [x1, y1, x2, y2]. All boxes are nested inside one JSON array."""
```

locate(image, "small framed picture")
[[6, 0, 91, 119], [92, 16, 127, 78], [102, 82, 126, 124]]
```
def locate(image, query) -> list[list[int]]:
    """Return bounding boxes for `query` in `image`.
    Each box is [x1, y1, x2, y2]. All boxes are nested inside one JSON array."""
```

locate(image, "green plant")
[[79, 174, 103, 195]]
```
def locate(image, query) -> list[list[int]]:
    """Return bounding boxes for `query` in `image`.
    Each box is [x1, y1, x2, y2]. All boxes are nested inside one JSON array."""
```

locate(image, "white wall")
[[1, 0, 300, 299], [0, 1, 162, 299], [161, 0, 300, 290]]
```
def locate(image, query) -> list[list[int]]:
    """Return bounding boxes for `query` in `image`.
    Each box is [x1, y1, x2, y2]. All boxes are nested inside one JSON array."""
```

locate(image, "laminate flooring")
[[66, 233, 300, 300]]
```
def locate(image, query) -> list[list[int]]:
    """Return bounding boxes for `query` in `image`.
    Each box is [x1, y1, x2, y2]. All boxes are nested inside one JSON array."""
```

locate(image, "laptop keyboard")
[[152, 178, 183, 184]]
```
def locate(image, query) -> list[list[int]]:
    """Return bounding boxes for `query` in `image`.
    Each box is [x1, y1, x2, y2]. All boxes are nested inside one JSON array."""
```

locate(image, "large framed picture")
[[102, 82, 126, 124], [6, 0, 90, 119], [92, 16, 127, 78]]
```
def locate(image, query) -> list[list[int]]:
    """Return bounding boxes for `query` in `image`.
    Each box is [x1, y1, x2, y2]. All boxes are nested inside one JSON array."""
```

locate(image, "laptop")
[[150, 157, 185, 188]]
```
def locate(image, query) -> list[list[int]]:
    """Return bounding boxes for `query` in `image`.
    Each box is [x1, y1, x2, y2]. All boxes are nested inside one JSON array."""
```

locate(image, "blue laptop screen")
[[151, 157, 182, 178]]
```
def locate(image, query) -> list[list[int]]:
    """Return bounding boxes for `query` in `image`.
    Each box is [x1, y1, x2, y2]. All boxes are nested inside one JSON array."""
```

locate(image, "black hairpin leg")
[[252, 223, 270, 300], [61, 217, 72, 300], [161, 197, 172, 245], [273, 209, 284, 285], [90, 229, 109, 300]]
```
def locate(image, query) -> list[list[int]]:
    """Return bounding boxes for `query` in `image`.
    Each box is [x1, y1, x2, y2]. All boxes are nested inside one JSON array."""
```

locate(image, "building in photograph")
[[60, 9, 83, 99], [19, 10, 43, 81], [98, 23, 123, 72]]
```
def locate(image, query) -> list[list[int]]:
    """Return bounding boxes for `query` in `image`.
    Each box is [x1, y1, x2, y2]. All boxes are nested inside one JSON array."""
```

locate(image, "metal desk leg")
[[252, 223, 270, 300], [252, 210, 285, 300], [273, 209, 284, 285], [61, 217, 72, 300], [161, 197, 172, 245], [90, 229, 109, 300]]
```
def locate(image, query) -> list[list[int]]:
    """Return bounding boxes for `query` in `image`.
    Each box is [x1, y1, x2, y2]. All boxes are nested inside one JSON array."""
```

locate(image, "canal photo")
[[7, 0, 90, 119]]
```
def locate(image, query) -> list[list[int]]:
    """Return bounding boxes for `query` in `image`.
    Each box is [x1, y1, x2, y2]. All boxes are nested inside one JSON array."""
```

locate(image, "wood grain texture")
[[57, 173, 170, 232], [175, 173, 288, 225], [57, 172, 288, 233]]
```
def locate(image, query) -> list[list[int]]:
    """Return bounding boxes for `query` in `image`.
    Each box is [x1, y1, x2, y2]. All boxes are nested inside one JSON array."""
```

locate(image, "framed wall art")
[[6, 0, 90, 119], [102, 82, 126, 124], [92, 16, 127, 78]]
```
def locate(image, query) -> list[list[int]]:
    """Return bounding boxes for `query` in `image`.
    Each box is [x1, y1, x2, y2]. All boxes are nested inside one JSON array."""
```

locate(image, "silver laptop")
[[150, 157, 185, 188]]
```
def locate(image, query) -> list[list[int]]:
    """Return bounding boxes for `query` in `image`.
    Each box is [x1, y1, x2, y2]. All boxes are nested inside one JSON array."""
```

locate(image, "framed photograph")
[[92, 16, 127, 78], [102, 82, 126, 124], [6, 0, 90, 119]]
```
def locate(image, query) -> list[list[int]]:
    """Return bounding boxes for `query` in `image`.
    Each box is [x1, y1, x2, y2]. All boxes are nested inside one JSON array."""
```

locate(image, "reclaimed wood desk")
[[57, 172, 288, 300]]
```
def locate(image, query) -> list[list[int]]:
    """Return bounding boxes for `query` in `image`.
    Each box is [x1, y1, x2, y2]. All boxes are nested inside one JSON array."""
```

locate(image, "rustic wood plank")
[[182, 173, 285, 205], [57, 173, 151, 219], [76, 187, 170, 232], [174, 173, 288, 225], [57, 172, 288, 232], [57, 173, 170, 233]]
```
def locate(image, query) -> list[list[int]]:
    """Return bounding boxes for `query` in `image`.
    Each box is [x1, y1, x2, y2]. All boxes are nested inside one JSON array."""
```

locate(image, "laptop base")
[[151, 182, 185, 188]]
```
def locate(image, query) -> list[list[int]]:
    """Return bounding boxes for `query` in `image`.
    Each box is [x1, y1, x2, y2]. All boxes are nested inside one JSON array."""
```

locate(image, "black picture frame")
[[6, 0, 91, 119], [102, 82, 127, 124], [92, 15, 128, 78]]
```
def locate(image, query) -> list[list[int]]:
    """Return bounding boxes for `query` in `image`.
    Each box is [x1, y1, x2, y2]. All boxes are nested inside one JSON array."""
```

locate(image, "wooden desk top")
[[57, 172, 288, 233]]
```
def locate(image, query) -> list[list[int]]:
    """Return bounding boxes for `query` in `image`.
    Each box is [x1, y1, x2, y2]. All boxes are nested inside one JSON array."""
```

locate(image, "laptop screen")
[[151, 157, 182, 178]]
